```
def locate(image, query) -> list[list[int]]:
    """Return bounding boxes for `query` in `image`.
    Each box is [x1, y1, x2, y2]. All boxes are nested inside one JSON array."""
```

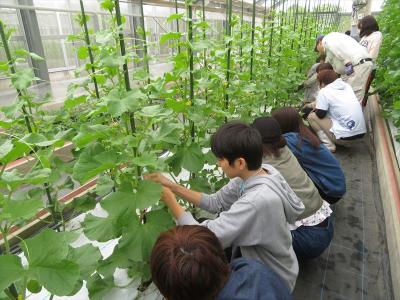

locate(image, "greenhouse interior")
[[0, 0, 399, 299]]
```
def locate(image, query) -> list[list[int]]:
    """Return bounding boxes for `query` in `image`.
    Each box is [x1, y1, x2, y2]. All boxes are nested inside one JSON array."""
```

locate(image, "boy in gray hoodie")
[[147, 121, 304, 291]]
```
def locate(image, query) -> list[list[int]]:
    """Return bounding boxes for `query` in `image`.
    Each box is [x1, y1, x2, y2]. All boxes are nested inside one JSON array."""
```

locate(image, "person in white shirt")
[[315, 32, 373, 104], [307, 69, 367, 152], [358, 15, 383, 106]]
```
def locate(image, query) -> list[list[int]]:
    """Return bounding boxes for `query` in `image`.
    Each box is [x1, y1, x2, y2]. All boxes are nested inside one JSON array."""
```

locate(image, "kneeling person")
[[147, 121, 304, 291], [151, 225, 292, 300], [307, 69, 367, 152]]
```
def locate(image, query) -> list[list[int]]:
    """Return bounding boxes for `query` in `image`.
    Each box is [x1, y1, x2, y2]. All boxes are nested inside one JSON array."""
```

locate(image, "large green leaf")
[[0, 198, 43, 224], [87, 273, 114, 300], [118, 209, 174, 262], [83, 191, 135, 242], [22, 133, 61, 147], [67, 244, 102, 278], [160, 32, 182, 45], [0, 255, 25, 291], [72, 143, 120, 184], [168, 144, 204, 174], [30, 260, 80, 296], [21, 229, 80, 296], [10, 68, 34, 90], [150, 123, 183, 145], [97, 247, 130, 278], [95, 174, 114, 196], [135, 180, 162, 210], [106, 89, 146, 117], [0, 140, 13, 160], [131, 152, 164, 169], [0, 140, 30, 164], [64, 95, 87, 110], [0, 168, 51, 189], [72, 124, 110, 148]]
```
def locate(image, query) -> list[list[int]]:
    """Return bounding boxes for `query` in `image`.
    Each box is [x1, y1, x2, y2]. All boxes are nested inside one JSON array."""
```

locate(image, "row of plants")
[[375, 0, 400, 135], [0, 0, 339, 299]]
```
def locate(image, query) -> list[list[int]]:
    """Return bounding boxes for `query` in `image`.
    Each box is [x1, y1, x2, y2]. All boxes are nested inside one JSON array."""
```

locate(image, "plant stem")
[[224, 0, 232, 109], [187, 1, 195, 142], [174, 0, 181, 54], [139, 0, 151, 84], [0, 21, 35, 132], [249, 0, 256, 80], [79, 0, 100, 99], [0, 226, 10, 254]]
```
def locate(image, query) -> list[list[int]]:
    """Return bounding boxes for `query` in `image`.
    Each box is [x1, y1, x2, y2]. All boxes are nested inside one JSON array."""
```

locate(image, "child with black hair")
[[147, 121, 304, 291], [150, 225, 292, 300]]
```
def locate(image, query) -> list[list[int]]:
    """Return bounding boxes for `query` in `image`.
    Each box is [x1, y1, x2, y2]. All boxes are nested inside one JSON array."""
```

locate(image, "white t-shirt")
[[322, 32, 371, 75], [360, 31, 383, 68], [316, 78, 367, 139]]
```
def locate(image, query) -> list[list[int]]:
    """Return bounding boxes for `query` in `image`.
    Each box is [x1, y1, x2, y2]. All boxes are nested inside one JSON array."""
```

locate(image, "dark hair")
[[345, 30, 351, 35], [359, 15, 379, 38], [316, 62, 333, 73], [317, 69, 338, 86], [272, 107, 321, 148], [252, 116, 286, 158], [150, 225, 230, 300], [211, 121, 263, 170]]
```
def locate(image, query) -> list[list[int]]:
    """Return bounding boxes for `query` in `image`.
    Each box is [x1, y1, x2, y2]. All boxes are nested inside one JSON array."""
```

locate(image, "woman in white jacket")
[[358, 15, 383, 106]]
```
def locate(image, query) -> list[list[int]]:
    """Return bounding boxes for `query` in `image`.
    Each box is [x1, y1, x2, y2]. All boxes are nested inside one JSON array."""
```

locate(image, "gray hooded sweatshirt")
[[178, 164, 304, 292]]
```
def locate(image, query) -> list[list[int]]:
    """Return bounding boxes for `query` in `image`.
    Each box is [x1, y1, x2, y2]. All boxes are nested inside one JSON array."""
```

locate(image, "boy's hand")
[[145, 173, 176, 189], [161, 187, 185, 219], [161, 187, 177, 206]]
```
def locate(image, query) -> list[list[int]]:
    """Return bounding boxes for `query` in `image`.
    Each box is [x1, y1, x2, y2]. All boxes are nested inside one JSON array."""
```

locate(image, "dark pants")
[[291, 215, 334, 260]]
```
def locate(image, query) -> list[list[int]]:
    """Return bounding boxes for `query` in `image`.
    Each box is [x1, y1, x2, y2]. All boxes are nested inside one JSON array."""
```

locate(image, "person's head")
[[316, 62, 333, 73], [272, 107, 321, 148], [252, 117, 286, 158], [317, 69, 338, 88], [358, 15, 379, 38], [150, 225, 230, 300], [211, 121, 263, 177], [345, 30, 351, 35], [314, 34, 325, 54]]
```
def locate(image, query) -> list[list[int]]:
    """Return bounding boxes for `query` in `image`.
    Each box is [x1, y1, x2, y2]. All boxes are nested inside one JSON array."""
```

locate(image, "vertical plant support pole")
[[0, 21, 59, 226], [175, 0, 181, 54], [139, 0, 151, 83], [202, 0, 208, 102], [314, 0, 322, 38], [290, 0, 300, 50], [79, 0, 100, 99], [0, 21, 33, 133], [239, 0, 244, 71], [114, 0, 137, 136], [249, 0, 256, 81], [268, 0, 275, 67], [261, 0, 267, 54], [187, 0, 195, 141], [224, 0, 232, 108]]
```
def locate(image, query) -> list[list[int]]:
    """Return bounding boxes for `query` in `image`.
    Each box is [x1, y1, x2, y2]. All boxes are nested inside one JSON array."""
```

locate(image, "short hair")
[[150, 225, 230, 300], [252, 117, 286, 158], [345, 30, 351, 35], [316, 62, 333, 73], [272, 107, 321, 148], [317, 69, 338, 86], [211, 121, 263, 170], [359, 15, 379, 38]]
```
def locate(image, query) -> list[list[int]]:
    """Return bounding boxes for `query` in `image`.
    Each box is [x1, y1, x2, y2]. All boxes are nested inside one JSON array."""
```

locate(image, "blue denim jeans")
[[291, 215, 334, 260]]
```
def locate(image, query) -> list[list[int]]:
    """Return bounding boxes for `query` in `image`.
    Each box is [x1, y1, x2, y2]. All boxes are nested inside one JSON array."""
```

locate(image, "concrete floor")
[[293, 139, 394, 300]]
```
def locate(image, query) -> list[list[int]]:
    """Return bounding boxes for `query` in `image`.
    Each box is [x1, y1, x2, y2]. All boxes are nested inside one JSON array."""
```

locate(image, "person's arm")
[[160, 187, 186, 219], [303, 73, 317, 88], [145, 173, 241, 213], [315, 109, 327, 119], [368, 34, 383, 60], [145, 173, 202, 206]]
